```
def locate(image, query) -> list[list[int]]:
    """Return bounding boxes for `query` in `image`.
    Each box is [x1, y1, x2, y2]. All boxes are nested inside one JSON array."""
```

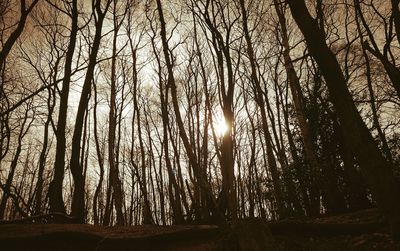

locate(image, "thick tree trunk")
[[287, 0, 400, 237], [391, 0, 400, 47]]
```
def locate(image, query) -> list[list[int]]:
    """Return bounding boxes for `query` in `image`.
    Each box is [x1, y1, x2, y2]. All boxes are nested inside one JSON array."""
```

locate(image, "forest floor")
[[269, 208, 399, 250], [0, 208, 399, 251]]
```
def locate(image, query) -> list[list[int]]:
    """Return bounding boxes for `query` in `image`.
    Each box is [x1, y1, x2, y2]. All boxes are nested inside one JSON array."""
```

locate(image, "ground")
[[0, 208, 399, 250]]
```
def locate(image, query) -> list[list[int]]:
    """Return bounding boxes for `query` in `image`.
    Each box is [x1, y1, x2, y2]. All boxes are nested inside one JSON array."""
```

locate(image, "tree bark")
[[0, 0, 39, 70], [92, 83, 104, 225], [69, 0, 110, 223], [107, 1, 126, 225], [287, 0, 400, 238], [49, 0, 78, 214]]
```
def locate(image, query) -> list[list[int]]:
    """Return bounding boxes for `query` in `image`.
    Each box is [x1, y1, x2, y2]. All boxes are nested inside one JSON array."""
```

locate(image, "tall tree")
[[69, 0, 111, 222], [0, 0, 39, 172], [49, 0, 78, 214], [239, 0, 287, 218], [286, 0, 400, 237], [156, 0, 223, 224], [107, 0, 127, 226], [195, 0, 238, 220], [354, 0, 400, 99]]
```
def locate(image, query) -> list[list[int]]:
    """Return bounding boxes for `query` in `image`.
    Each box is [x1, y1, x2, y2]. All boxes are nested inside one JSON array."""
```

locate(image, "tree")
[[286, 0, 400, 237], [69, 0, 111, 222], [0, 0, 39, 170], [156, 0, 223, 224], [239, 0, 287, 218], [107, 0, 127, 226], [0, 103, 34, 218], [0, 0, 39, 70], [48, 0, 78, 214], [354, 0, 400, 99]]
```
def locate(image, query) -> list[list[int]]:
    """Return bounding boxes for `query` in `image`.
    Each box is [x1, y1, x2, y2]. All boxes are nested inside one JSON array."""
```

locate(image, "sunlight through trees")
[[0, 0, 399, 238]]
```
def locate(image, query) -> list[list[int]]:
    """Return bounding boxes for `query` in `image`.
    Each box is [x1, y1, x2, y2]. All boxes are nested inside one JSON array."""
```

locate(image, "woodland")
[[0, 0, 400, 248]]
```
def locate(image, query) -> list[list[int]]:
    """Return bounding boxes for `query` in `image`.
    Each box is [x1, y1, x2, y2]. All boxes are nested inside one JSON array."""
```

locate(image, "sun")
[[215, 118, 228, 137]]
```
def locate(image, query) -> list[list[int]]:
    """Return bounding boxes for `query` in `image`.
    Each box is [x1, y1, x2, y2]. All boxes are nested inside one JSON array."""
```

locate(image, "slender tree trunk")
[[239, 0, 287, 218], [0, 109, 31, 218], [354, 5, 393, 163], [69, 0, 110, 223], [108, 1, 125, 225], [92, 82, 105, 224], [156, 0, 223, 224], [354, 0, 400, 99], [158, 60, 184, 224], [273, 0, 321, 216], [35, 86, 55, 215], [49, 0, 78, 214]]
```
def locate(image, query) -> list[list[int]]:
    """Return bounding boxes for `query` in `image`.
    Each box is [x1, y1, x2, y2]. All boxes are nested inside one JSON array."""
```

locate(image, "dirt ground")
[[0, 208, 399, 251]]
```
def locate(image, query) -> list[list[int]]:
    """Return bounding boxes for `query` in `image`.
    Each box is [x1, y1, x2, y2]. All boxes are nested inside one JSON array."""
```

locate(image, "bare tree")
[[0, 0, 39, 70], [155, 0, 223, 224], [286, 0, 400, 237], [48, 0, 78, 214], [69, 0, 111, 222], [0, 103, 34, 218]]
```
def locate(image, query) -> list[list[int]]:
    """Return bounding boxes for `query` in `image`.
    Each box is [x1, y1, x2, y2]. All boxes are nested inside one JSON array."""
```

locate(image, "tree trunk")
[[156, 0, 223, 224], [0, 0, 39, 69], [240, 0, 287, 218], [0, 108, 30, 218], [49, 0, 78, 214], [69, 0, 110, 223], [274, 0, 321, 216], [35, 86, 55, 215], [108, 1, 126, 225], [287, 0, 400, 237]]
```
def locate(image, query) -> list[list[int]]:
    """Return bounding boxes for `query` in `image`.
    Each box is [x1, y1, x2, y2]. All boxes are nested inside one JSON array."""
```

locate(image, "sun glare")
[[215, 118, 228, 137]]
